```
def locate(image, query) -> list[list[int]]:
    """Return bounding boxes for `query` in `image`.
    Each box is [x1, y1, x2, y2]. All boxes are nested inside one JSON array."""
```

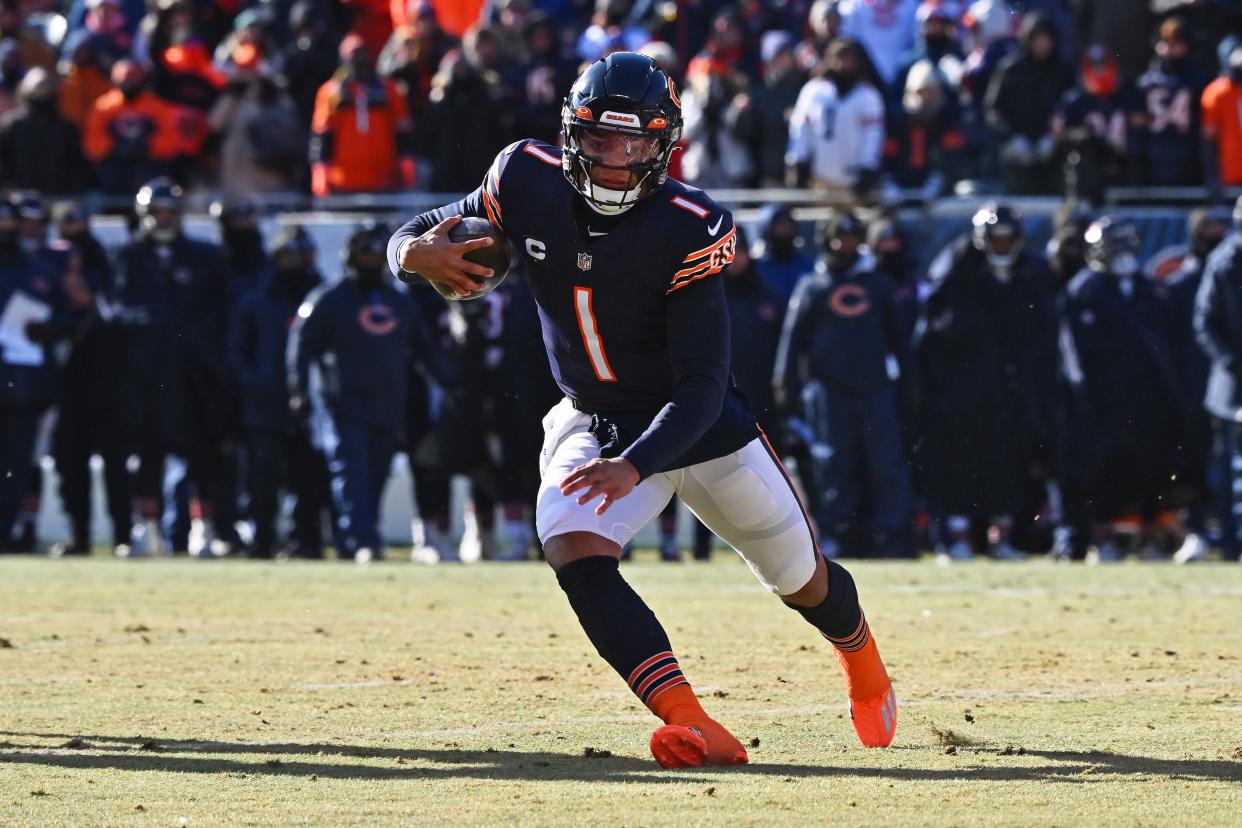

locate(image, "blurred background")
[[1, 0, 1241, 565]]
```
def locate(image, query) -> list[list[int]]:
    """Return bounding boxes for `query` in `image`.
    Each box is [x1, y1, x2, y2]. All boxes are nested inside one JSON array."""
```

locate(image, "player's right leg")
[[536, 399, 748, 768]]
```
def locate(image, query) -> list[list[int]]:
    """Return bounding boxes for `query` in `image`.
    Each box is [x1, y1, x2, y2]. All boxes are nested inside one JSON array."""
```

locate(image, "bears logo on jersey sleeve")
[[668, 198, 737, 294]]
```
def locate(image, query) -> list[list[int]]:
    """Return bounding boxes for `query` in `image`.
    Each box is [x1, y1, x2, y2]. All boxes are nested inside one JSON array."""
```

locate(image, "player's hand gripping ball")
[[434, 217, 510, 301]]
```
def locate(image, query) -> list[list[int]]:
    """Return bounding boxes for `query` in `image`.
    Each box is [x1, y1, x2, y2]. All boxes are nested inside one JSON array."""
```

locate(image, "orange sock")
[[648, 682, 708, 725], [834, 630, 890, 701]]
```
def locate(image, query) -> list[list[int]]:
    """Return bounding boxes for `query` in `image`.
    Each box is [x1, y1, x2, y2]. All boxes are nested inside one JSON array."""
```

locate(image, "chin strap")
[[582, 194, 635, 216]]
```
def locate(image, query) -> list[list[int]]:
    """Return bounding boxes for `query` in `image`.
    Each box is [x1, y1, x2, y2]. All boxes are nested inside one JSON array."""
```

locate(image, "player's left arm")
[[622, 274, 730, 473]]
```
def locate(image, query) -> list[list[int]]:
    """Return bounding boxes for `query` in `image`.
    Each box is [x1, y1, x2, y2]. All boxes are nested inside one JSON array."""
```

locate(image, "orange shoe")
[[849, 683, 897, 747], [650, 719, 749, 768]]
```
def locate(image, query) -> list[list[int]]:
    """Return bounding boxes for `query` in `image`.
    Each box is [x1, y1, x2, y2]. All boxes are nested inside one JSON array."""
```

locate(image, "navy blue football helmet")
[[561, 52, 683, 213], [972, 201, 1024, 270], [1085, 216, 1141, 277]]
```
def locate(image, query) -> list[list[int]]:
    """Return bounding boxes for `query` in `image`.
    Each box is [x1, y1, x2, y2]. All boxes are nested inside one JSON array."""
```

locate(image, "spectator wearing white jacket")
[[786, 38, 885, 204]]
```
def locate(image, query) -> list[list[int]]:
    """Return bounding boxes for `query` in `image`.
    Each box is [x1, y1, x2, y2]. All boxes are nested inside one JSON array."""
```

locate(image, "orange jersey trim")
[[670, 228, 737, 293], [668, 265, 727, 293], [486, 170, 504, 217], [573, 286, 617, 382], [682, 226, 737, 263], [671, 259, 716, 283], [482, 189, 503, 231]]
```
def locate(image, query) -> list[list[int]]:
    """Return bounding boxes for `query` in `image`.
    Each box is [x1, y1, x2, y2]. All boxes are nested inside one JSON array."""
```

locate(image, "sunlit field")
[[2, 555, 1240, 826]]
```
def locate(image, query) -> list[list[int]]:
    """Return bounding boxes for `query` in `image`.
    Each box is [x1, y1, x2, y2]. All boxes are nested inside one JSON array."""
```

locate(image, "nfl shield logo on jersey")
[[577, 252, 593, 271]]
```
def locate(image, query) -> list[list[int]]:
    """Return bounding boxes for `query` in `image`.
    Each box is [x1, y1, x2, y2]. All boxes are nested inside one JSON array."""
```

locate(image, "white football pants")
[[535, 398, 819, 596]]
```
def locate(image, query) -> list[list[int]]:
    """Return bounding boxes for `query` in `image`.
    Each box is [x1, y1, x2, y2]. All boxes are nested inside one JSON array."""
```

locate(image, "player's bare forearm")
[[560, 457, 641, 515], [389, 215, 495, 298]]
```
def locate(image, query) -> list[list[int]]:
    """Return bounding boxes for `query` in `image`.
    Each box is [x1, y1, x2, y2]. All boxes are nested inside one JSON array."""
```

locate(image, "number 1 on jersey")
[[574, 286, 617, 382]]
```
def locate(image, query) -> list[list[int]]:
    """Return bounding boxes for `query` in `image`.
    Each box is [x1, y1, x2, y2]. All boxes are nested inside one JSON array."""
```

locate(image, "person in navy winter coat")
[[0, 201, 73, 550], [752, 204, 816, 304], [288, 221, 445, 562], [50, 201, 132, 554], [1194, 196, 1242, 561], [1059, 217, 1193, 562], [110, 178, 231, 557], [773, 212, 914, 558], [228, 224, 329, 559], [912, 203, 1056, 561]]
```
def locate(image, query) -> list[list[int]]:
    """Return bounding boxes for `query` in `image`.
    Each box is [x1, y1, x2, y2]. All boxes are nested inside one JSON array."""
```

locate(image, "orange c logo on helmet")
[[576, 106, 593, 119], [829, 283, 871, 317], [667, 77, 681, 108]]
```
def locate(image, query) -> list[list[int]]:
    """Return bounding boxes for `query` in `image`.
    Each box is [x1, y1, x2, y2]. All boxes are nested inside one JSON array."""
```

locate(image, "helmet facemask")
[[562, 117, 678, 214]]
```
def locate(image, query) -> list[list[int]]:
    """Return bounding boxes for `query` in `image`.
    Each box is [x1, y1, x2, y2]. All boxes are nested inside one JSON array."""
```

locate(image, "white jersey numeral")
[[573, 287, 616, 382]]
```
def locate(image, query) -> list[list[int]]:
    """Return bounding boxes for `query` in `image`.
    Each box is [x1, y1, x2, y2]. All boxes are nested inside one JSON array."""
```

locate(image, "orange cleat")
[[650, 719, 749, 769], [849, 683, 897, 747]]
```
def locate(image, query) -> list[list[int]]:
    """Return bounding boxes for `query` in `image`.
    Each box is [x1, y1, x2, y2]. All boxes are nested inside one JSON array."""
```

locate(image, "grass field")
[[1, 554, 1240, 827]]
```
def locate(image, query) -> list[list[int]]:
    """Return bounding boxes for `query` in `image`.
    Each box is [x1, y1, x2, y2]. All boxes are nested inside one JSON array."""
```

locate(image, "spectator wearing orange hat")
[[83, 60, 187, 194], [159, 37, 227, 109], [310, 34, 415, 195], [145, 0, 226, 112]]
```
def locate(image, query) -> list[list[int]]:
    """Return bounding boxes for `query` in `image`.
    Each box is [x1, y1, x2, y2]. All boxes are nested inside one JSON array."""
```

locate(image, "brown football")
[[433, 217, 511, 301]]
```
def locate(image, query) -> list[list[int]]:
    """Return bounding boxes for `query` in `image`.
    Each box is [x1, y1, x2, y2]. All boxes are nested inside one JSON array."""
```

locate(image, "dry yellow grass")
[[1, 555, 1240, 826]]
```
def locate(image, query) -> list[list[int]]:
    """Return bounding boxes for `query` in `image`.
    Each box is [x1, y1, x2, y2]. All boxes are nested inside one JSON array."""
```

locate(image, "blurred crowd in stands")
[[2, 0, 1242, 564], [0, 0, 1236, 201]]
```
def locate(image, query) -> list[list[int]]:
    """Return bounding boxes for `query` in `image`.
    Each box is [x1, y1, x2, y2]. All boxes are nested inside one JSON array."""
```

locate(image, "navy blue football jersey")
[[388, 139, 758, 478]]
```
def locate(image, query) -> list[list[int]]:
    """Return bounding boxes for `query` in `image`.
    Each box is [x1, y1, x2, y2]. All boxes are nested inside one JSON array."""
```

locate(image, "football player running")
[[388, 52, 896, 768]]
